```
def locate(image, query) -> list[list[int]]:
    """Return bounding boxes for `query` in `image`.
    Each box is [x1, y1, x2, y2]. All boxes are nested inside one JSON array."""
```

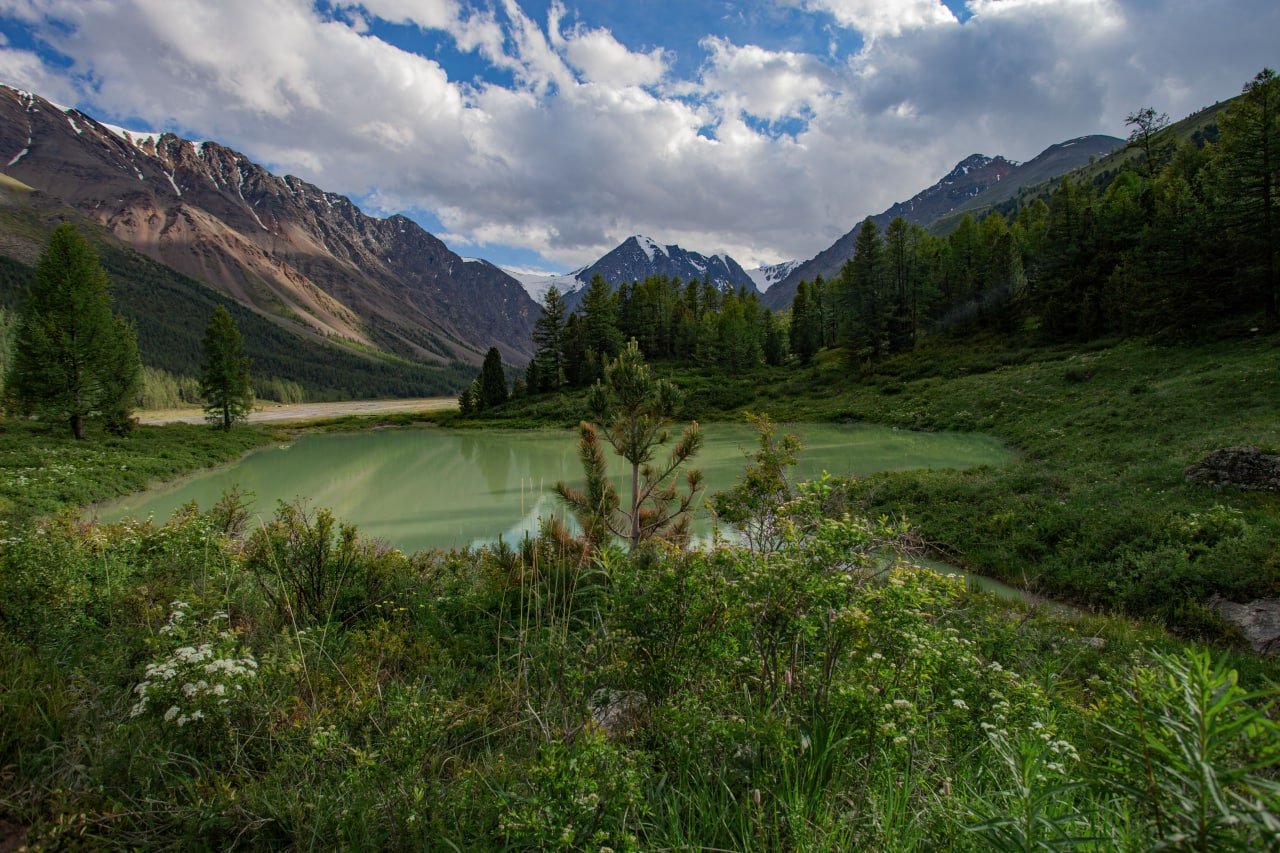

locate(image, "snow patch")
[[6, 147, 29, 167], [633, 235, 668, 261], [102, 122, 166, 150], [166, 170, 181, 196], [502, 267, 584, 301], [746, 259, 799, 292]]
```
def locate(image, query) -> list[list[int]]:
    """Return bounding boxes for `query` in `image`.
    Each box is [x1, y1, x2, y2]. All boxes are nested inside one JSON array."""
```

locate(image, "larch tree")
[[1215, 68, 1280, 327], [199, 305, 254, 431], [3, 222, 141, 439]]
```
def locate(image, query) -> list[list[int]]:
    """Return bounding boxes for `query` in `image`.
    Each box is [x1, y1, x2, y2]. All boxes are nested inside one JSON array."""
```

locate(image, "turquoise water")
[[97, 423, 1012, 554]]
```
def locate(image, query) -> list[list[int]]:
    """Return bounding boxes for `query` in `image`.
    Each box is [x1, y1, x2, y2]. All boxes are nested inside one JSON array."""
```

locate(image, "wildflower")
[[951, 699, 969, 710]]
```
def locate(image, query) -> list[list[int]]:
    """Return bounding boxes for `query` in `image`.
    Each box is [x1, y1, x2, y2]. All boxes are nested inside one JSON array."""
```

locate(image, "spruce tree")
[[199, 305, 254, 431], [531, 286, 567, 392], [478, 347, 507, 409], [4, 223, 141, 439], [581, 275, 624, 361]]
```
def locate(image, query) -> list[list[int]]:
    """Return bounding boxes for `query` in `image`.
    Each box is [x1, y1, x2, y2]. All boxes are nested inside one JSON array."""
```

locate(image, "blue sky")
[[0, 1, 1275, 272]]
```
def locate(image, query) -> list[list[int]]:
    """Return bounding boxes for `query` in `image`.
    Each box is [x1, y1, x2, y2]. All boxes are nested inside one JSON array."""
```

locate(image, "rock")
[[1185, 445, 1280, 492], [1209, 595, 1280, 655], [589, 689, 646, 740], [1080, 636, 1107, 650]]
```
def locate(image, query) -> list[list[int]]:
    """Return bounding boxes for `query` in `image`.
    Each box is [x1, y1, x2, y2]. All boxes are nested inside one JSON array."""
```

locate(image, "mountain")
[[747, 260, 799, 293], [559, 235, 759, 309], [0, 85, 537, 367], [505, 235, 763, 310], [502, 267, 585, 302], [765, 135, 1123, 309], [926, 135, 1127, 234]]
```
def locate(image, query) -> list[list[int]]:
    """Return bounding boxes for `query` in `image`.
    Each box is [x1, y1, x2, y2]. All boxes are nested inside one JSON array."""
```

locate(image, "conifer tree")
[[789, 280, 815, 363], [531, 286, 567, 392], [4, 223, 141, 439], [555, 340, 702, 549], [581, 275, 624, 361], [199, 305, 254, 431], [840, 218, 888, 361], [1215, 68, 1280, 327], [478, 347, 508, 409]]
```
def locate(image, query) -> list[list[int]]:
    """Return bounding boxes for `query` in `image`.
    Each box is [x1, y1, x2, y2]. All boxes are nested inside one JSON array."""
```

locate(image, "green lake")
[[97, 423, 1012, 555]]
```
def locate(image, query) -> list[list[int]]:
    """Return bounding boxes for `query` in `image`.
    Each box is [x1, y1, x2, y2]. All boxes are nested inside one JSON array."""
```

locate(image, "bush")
[[244, 501, 399, 627]]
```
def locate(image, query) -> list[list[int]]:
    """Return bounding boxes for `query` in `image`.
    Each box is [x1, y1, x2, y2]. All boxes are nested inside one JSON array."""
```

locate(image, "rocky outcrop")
[[1185, 445, 1280, 492], [1209, 595, 1280, 654], [589, 689, 646, 740]]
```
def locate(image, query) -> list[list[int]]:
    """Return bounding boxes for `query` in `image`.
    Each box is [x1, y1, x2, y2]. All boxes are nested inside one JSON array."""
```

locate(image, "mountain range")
[[507, 235, 772, 308], [0, 85, 538, 369], [763, 135, 1123, 310], [0, 80, 1131, 385]]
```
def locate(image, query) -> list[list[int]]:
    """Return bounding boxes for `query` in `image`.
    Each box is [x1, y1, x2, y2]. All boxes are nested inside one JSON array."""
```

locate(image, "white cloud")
[[0, 44, 77, 103], [0, 0, 1276, 271], [799, 0, 956, 38], [699, 38, 836, 121], [560, 25, 666, 88]]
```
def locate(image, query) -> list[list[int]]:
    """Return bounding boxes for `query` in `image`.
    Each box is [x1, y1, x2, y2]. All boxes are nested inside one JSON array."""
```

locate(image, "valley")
[[0, 25, 1277, 849]]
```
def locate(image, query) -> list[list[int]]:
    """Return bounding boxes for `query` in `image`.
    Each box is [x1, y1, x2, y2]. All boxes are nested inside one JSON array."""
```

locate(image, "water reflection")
[[98, 424, 1012, 553]]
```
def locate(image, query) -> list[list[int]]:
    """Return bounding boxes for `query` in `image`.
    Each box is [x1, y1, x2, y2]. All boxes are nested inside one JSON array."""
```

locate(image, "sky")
[[0, 1, 1275, 273]]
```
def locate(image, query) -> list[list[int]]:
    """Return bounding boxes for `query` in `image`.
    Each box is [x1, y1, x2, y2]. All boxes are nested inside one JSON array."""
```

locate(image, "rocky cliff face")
[[0, 85, 536, 364]]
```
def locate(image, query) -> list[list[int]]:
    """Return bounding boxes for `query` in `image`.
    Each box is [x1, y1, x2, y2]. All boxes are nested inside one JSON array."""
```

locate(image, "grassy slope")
[[929, 99, 1231, 235], [0, 207, 473, 399], [482, 333, 1280, 638]]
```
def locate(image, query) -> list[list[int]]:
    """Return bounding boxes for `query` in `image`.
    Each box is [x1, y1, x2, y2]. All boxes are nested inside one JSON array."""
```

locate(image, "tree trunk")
[[223, 401, 231, 431], [70, 412, 84, 440], [630, 460, 640, 547]]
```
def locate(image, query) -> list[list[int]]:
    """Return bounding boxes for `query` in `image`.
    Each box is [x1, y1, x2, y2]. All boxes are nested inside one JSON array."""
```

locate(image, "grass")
[[1, 340, 1278, 847], [0, 419, 276, 525], [0, 489, 1275, 849]]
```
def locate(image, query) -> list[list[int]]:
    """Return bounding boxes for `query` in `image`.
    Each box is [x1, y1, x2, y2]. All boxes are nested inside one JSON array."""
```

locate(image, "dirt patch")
[[139, 397, 457, 426]]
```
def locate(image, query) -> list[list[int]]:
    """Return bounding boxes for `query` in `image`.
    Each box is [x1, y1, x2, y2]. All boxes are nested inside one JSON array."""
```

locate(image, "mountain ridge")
[[765, 134, 1123, 309], [0, 84, 538, 366]]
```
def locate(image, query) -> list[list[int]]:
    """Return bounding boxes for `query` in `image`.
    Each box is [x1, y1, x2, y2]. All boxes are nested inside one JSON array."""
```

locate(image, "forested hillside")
[[0, 242, 472, 402]]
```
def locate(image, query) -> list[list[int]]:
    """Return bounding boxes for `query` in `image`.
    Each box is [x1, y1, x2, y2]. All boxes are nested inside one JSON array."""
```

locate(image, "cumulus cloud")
[[0, 0, 1276, 269], [798, 0, 956, 38]]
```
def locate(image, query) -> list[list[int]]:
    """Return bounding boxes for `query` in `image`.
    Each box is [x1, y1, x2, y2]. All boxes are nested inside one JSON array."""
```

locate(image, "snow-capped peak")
[[100, 122, 167, 149], [633, 235, 669, 261], [747, 259, 800, 292]]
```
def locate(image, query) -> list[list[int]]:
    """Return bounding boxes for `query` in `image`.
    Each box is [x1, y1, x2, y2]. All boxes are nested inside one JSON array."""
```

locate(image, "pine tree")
[[884, 217, 918, 351], [581, 275, 624, 361], [762, 310, 788, 366], [199, 305, 254, 431], [478, 347, 508, 409], [3, 223, 141, 439], [789, 280, 815, 363], [555, 340, 702, 549]]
